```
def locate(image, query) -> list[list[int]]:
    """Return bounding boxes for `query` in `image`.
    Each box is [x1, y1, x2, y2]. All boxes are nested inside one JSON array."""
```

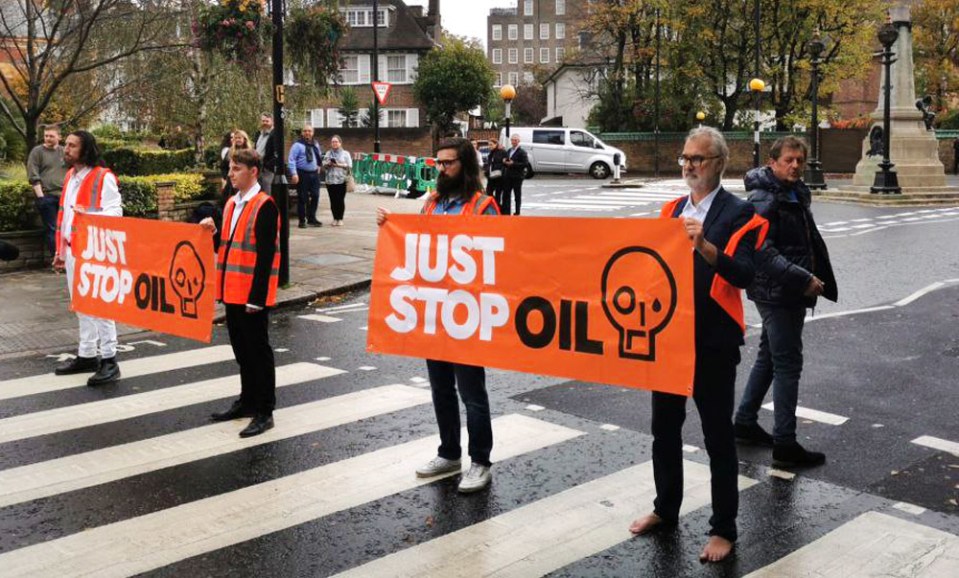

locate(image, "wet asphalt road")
[[0, 178, 957, 577]]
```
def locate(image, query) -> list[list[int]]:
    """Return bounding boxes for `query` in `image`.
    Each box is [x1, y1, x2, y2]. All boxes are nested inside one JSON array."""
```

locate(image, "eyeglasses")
[[436, 159, 459, 168], [677, 154, 721, 168]]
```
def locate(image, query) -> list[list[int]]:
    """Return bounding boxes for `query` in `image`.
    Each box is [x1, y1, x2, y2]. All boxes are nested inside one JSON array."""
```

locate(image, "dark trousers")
[[651, 349, 740, 542], [296, 171, 320, 224], [425, 360, 493, 467], [35, 195, 59, 257], [486, 177, 503, 210], [327, 182, 347, 220], [501, 176, 523, 215], [736, 303, 806, 444], [225, 304, 276, 416]]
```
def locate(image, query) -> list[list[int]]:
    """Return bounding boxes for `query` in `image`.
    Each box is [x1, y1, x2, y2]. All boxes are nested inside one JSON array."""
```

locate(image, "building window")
[[508, 48, 518, 64], [345, 8, 388, 28], [524, 24, 533, 40], [524, 0, 533, 16], [492, 48, 502, 64], [508, 24, 518, 40], [387, 109, 407, 128], [555, 22, 565, 40], [492, 24, 502, 41], [556, 47, 565, 62], [523, 71, 534, 84], [540, 23, 550, 40], [523, 47, 533, 64], [556, 0, 566, 16], [496, 72, 503, 86], [387, 55, 406, 83], [540, 47, 549, 63], [339, 55, 359, 84], [509, 71, 519, 86]]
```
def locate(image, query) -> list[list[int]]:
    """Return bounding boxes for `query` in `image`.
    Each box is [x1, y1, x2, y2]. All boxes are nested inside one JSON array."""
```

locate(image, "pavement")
[[0, 189, 417, 360]]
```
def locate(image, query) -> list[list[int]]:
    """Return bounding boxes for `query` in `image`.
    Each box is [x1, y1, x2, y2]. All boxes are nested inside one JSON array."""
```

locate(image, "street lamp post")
[[270, 0, 289, 285], [654, 8, 661, 178], [372, 0, 381, 153], [500, 84, 516, 138], [749, 78, 765, 168], [696, 111, 705, 128], [871, 18, 901, 195], [805, 34, 827, 190]]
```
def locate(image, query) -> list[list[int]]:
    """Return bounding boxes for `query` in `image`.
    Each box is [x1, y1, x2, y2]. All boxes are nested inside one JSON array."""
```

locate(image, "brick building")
[[486, 0, 592, 88], [305, 0, 440, 130]]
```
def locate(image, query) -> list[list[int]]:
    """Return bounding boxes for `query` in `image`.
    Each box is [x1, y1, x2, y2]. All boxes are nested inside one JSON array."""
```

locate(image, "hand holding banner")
[[368, 215, 696, 395], [70, 213, 216, 342]]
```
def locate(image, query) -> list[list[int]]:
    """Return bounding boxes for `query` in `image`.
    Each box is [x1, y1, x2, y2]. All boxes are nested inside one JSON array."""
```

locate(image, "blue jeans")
[[425, 360, 493, 467], [35, 195, 59, 257], [735, 303, 806, 444]]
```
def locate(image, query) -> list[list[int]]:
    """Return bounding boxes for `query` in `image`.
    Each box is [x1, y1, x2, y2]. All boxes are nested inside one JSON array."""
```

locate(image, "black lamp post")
[[753, 0, 761, 168], [653, 7, 661, 178], [270, 0, 289, 285], [804, 34, 827, 190], [372, 0, 381, 153], [871, 18, 901, 195], [500, 84, 515, 137]]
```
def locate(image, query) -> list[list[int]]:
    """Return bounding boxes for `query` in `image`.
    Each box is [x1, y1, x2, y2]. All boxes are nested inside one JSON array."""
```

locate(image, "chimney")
[[429, 0, 441, 42]]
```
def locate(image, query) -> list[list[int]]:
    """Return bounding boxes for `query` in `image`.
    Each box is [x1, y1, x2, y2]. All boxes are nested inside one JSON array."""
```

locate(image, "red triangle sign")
[[372, 82, 392, 105]]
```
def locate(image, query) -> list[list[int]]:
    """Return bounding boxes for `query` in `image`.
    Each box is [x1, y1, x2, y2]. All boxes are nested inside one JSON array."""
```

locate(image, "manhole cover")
[[297, 253, 363, 266]]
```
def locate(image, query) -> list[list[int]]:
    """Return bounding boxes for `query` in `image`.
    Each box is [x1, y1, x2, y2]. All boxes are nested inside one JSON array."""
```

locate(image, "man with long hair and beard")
[[376, 137, 501, 493]]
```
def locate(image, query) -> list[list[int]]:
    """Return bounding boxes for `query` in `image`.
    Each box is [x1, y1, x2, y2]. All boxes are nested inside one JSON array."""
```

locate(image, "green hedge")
[[103, 147, 195, 176], [0, 181, 37, 232]]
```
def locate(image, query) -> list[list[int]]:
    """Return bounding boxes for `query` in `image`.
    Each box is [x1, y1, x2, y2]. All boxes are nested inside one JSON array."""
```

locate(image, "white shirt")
[[680, 184, 721, 222], [229, 182, 262, 237], [60, 165, 121, 250]]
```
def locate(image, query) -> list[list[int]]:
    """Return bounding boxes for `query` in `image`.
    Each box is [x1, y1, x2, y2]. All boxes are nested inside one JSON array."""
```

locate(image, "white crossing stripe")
[[0, 363, 344, 444], [911, 435, 959, 456], [336, 461, 757, 578], [298, 313, 343, 323], [0, 414, 583, 578], [523, 204, 615, 211], [0, 385, 430, 508], [0, 346, 236, 402], [746, 511, 959, 577], [551, 198, 630, 205], [762, 403, 849, 425]]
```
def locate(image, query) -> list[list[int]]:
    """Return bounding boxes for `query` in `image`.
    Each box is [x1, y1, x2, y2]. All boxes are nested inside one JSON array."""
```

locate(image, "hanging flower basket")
[[195, 0, 270, 65], [285, 2, 348, 86]]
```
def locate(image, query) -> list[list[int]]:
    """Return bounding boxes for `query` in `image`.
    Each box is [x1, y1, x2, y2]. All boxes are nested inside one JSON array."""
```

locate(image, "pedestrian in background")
[[485, 137, 507, 207], [288, 124, 323, 229], [322, 135, 352, 227], [630, 127, 764, 563], [375, 137, 500, 493], [202, 149, 280, 438], [52, 130, 123, 386], [27, 124, 67, 259], [501, 133, 529, 215], [953, 136, 959, 175], [221, 130, 251, 201], [734, 136, 837, 467], [254, 113, 278, 194]]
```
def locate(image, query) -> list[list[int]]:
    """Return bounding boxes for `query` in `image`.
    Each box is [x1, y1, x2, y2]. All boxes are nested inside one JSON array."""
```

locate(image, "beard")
[[436, 170, 466, 197]]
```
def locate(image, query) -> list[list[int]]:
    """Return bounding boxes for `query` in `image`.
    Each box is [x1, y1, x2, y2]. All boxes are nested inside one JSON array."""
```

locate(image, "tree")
[[338, 88, 360, 128], [511, 83, 546, 125], [913, 0, 959, 110], [412, 36, 494, 138]]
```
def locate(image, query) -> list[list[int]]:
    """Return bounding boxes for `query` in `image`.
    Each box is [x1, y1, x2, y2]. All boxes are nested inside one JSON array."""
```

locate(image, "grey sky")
[[405, 0, 515, 48]]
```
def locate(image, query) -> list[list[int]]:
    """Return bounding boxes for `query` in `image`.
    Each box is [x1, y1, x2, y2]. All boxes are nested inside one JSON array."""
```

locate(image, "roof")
[[341, 0, 437, 52], [543, 61, 606, 86]]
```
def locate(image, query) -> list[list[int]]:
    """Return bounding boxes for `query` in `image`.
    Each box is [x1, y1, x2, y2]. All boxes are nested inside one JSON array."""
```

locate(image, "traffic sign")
[[372, 82, 392, 105]]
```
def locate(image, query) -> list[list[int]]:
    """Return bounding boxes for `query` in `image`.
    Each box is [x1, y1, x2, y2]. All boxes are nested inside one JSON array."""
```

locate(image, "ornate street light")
[[749, 77, 765, 168], [696, 111, 706, 127], [805, 33, 827, 190], [269, 0, 289, 285], [500, 84, 516, 138], [871, 16, 901, 195]]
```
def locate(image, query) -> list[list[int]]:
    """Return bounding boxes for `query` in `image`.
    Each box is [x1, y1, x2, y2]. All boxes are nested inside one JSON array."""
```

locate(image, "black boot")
[[210, 399, 255, 422], [87, 356, 120, 386], [773, 441, 826, 468], [298, 220, 307, 229], [734, 422, 774, 447], [55, 356, 99, 375], [239, 414, 274, 438]]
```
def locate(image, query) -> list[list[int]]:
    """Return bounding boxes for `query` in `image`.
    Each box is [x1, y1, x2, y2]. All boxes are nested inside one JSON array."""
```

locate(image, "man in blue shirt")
[[287, 124, 323, 228]]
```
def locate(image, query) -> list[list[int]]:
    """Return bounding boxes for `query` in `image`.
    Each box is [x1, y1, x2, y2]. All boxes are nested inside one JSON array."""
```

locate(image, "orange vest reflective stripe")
[[660, 196, 769, 332], [216, 192, 281, 306], [55, 166, 113, 252], [421, 191, 501, 215]]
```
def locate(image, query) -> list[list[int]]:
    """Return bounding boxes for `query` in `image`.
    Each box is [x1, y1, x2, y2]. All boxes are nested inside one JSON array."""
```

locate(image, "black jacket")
[[486, 147, 507, 177], [744, 167, 837, 307], [503, 146, 529, 179], [256, 130, 279, 174]]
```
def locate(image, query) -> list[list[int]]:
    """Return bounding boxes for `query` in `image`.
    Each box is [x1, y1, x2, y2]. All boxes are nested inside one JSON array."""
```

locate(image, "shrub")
[[103, 147, 195, 176], [0, 180, 36, 232], [936, 109, 959, 130]]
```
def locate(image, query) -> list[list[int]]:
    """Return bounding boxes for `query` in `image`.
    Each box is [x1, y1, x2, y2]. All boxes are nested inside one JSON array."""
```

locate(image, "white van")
[[498, 127, 627, 179]]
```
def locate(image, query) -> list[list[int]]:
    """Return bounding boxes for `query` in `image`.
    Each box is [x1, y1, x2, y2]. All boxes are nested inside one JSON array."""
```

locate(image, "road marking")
[[335, 461, 756, 578], [745, 512, 959, 577], [0, 363, 345, 444], [895, 282, 945, 307], [315, 302, 367, 314], [0, 415, 583, 578], [552, 198, 631, 205], [298, 313, 343, 323], [524, 204, 614, 212], [912, 435, 959, 456], [892, 502, 927, 516], [682, 444, 700, 453], [525, 404, 545, 412], [802, 305, 896, 324], [761, 403, 848, 425], [0, 385, 431, 508], [768, 468, 796, 480], [0, 346, 236, 402], [599, 424, 620, 431]]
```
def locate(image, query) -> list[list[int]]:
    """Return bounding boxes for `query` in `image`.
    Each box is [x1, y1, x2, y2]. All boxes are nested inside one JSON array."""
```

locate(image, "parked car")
[[498, 127, 627, 179]]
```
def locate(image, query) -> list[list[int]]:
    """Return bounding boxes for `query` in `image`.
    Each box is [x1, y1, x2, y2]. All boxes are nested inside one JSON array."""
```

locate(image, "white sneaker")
[[416, 456, 461, 478], [457, 463, 492, 493]]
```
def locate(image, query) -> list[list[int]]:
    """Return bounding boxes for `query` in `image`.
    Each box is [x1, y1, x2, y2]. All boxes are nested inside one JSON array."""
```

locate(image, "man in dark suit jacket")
[[254, 113, 279, 193], [629, 127, 763, 564], [501, 133, 529, 215]]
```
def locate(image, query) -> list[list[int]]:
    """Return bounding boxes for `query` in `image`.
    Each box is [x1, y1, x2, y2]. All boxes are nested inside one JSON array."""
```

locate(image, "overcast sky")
[[405, 0, 516, 48]]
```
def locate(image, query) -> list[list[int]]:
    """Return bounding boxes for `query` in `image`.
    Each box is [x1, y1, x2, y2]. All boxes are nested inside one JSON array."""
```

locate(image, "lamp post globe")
[[500, 84, 516, 138], [805, 34, 827, 190], [871, 18, 901, 194], [749, 78, 765, 167]]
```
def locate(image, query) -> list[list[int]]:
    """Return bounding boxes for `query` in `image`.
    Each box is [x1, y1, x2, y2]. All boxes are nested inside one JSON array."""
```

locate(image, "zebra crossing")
[[0, 344, 957, 577], [523, 179, 747, 214]]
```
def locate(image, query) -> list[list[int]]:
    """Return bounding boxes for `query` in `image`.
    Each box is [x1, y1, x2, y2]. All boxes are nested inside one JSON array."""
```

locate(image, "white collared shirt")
[[229, 182, 262, 237], [60, 165, 121, 249], [680, 184, 721, 222]]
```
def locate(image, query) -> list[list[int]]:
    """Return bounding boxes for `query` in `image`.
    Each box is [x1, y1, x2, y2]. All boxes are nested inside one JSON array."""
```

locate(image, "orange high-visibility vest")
[[660, 196, 768, 332], [421, 191, 500, 215], [55, 166, 114, 253], [216, 192, 281, 306]]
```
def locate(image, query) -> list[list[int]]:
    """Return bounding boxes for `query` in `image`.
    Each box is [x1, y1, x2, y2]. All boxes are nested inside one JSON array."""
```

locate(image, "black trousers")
[[651, 348, 740, 542], [296, 171, 320, 224], [425, 360, 493, 467], [501, 176, 523, 215], [327, 182, 347, 220], [486, 177, 503, 210], [225, 304, 276, 416]]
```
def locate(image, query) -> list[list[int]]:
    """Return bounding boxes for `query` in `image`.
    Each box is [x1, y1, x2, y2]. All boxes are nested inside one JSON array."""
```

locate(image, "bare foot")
[[699, 535, 734, 563], [628, 512, 663, 535]]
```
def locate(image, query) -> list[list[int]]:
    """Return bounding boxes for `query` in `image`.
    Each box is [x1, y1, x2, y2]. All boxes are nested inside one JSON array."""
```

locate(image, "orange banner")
[[71, 213, 215, 342], [367, 215, 696, 395]]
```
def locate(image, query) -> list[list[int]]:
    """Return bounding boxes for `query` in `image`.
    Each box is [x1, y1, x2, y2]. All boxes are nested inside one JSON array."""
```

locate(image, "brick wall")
[[0, 230, 46, 273]]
